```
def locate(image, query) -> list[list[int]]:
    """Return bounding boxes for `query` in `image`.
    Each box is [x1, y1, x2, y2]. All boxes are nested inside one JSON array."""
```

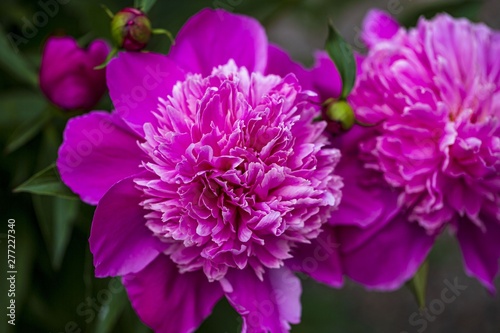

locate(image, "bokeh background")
[[0, 0, 499, 332]]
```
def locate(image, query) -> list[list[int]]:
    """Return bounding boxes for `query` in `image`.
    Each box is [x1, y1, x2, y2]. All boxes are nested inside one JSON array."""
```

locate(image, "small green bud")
[[325, 100, 355, 131], [111, 8, 152, 51]]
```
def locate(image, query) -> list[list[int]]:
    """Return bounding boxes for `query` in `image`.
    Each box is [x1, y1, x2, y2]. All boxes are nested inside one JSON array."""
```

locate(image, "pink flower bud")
[[39, 36, 110, 110], [111, 8, 152, 51]]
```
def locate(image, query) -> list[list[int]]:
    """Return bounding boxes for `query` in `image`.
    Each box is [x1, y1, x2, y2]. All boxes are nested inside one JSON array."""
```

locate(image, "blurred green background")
[[0, 0, 499, 332]]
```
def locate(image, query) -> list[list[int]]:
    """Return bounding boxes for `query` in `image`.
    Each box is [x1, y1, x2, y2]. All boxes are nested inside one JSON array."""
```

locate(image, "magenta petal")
[[286, 225, 343, 287], [265, 44, 312, 90], [90, 175, 167, 277], [339, 214, 435, 290], [329, 127, 399, 228], [123, 255, 223, 333], [168, 9, 268, 76], [361, 9, 400, 48], [107, 52, 185, 136], [40, 37, 110, 110], [223, 267, 301, 333], [311, 51, 342, 101], [456, 214, 500, 293], [57, 111, 144, 205], [311, 51, 365, 102]]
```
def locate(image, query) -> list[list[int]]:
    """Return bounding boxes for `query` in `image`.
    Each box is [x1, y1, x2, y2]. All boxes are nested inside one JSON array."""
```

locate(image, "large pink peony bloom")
[[57, 9, 343, 333], [312, 10, 500, 292]]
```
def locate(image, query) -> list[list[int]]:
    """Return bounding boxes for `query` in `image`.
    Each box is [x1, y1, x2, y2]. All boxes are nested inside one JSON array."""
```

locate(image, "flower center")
[[135, 60, 342, 280]]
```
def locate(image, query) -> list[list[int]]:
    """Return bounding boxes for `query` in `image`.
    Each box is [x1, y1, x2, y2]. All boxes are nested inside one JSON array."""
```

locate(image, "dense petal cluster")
[[57, 9, 343, 333], [351, 13, 500, 233], [312, 10, 500, 292], [138, 61, 341, 281]]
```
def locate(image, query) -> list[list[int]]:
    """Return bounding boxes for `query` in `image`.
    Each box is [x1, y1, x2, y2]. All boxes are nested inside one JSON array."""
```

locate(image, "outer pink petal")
[[339, 213, 435, 290], [311, 51, 366, 103], [286, 225, 343, 287], [168, 9, 268, 76], [311, 51, 342, 102], [456, 211, 500, 293], [123, 255, 223, 333], [222, 267, 301, 333], [265, 44, 312, 90], [107, 52, 185, 136], [90, 175, 167, 277], [329, 126, 399, 228], [57, 111, 144, 205], [361, 9, 400, 48]]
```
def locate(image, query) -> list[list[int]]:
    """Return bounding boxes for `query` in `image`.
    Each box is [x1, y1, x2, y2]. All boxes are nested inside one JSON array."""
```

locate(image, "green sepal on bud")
[[111, 7, 152, 51], [324, 99, 355, 131], [95, 5, 175, 69]]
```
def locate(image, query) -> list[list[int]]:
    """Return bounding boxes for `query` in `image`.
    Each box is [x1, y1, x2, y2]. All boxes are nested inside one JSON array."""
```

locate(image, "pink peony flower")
[[311, 10, 500, 292], [40, 36, 110, 110], [57, 9, 343, 333]]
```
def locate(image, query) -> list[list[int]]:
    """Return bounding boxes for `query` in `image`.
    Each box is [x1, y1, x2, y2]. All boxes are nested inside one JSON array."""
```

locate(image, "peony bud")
[[323, 99, 355, 133], [111, 8, 152, 51], [39, 36, 110, 110]]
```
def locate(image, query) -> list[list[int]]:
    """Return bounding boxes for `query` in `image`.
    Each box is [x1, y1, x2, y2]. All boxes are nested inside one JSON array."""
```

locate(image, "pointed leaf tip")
[[406, 260, 429, 309], [137, 0, 158, 13], [14, 163, 78, 200], [325, 21, 356, 99]]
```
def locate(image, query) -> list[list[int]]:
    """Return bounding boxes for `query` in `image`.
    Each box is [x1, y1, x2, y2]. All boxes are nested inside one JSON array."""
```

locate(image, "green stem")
[[94, 47, 118, 70], [101, 4, 114, 19], [152, 28, 175, 46]]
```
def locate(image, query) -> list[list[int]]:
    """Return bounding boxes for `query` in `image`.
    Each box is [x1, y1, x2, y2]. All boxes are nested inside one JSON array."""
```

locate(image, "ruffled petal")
[[123, 255, 223, 333], [168, 9, 268, 76], [339, 213, 435, 290], [361, 9, 400, 48], [90, 175, 167, 277], [222, 267, 301, 333], [107, 52, 185, 135], [286, 225, 343, 287], [57, 111, 144, 205]]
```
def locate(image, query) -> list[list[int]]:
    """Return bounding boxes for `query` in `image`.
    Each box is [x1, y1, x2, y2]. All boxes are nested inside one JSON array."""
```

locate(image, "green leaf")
[[94, 280, 128, 333], [151, 28, 175, 45], [33, 195, 79, 269], [138, 0, 158, 13], [0, 91, 45, 139], [0, 26, 38, 87], [406, 260, 429, 309], [325, 22, 356, 99], [14, 163, 78, 200], [37, 121, 61, 169], [4, 107, 51, 154]]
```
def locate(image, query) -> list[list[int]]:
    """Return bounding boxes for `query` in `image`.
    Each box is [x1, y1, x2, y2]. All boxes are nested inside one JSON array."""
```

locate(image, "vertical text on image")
[[6, 219, 17, 326]]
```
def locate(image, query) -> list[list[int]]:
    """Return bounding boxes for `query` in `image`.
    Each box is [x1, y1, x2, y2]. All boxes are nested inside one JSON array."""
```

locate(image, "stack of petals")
[[58, 9, 343, 333], [312, 10, 500, 293]]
